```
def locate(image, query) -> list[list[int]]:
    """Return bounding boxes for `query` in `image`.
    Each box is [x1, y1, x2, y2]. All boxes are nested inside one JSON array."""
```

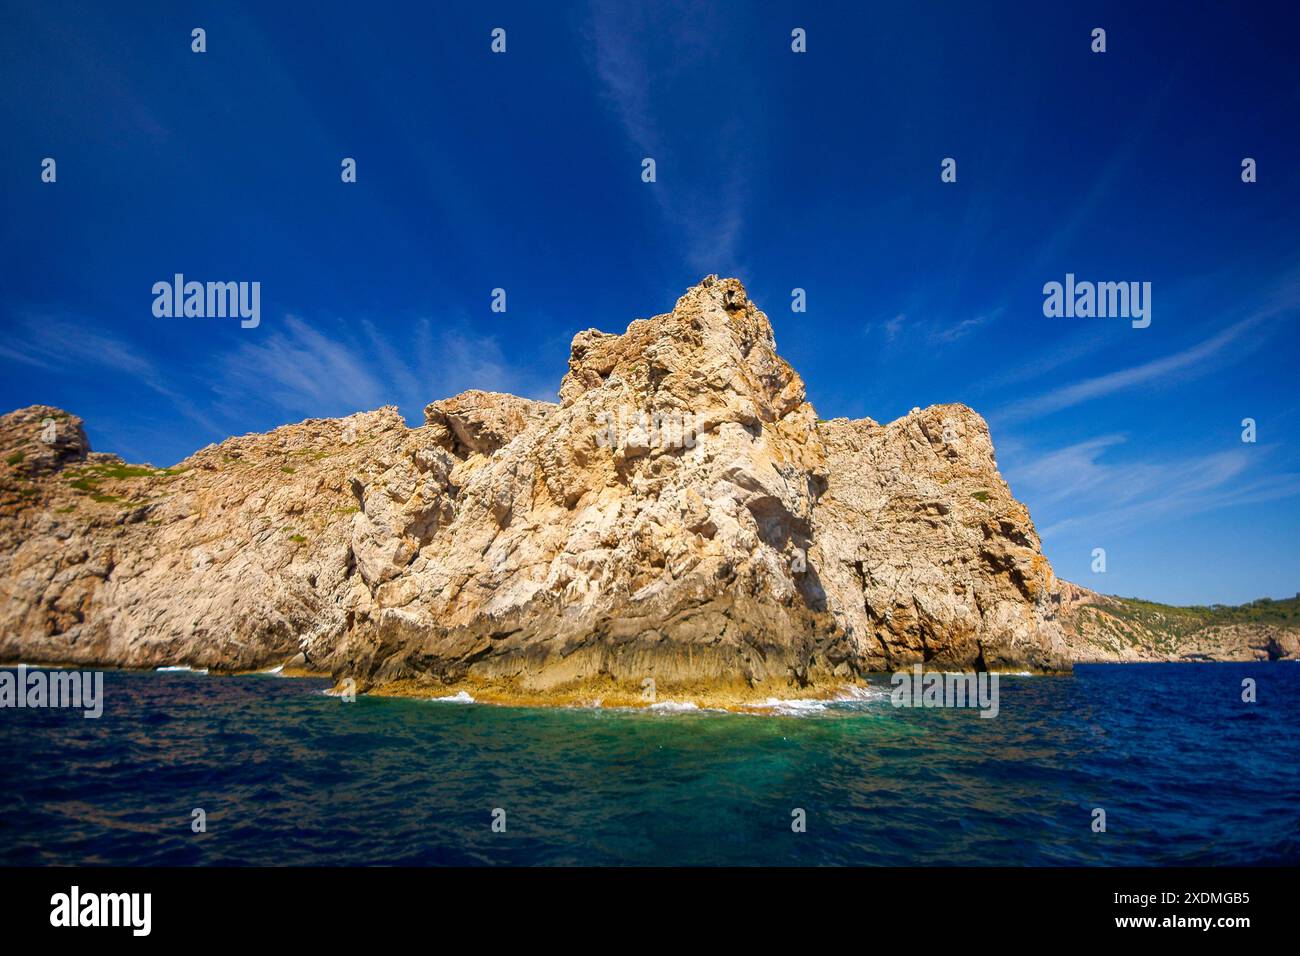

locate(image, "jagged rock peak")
[[560, 276, 804, 429], [0, 405, 91, 476]]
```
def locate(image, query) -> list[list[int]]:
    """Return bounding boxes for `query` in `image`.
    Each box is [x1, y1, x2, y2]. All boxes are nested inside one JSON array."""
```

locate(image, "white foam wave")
[[743, 683, 888, 716], [156, 665, 208, 674], [648, 700, 700, 712], [749, 697, 830, 715], [835, 684, 886, 702], [428, 691, 476, 704]]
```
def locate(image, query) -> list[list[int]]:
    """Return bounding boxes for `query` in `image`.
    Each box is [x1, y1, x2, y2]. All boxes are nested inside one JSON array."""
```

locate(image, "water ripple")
[[1, 663, 1297, 865]]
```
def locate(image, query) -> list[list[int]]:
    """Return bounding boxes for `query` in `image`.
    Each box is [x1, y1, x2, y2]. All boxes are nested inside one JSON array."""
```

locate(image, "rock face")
[[812, 407, 1069, 673], [4, 277, 1274, 703]]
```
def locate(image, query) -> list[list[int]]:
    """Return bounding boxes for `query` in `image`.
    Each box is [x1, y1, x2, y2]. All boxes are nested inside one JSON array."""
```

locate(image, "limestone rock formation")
[[812, 406, 1069, 673], [2, 278, 1284, 703]]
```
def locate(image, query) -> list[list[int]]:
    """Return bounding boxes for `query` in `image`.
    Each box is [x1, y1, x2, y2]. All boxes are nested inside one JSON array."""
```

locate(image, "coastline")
[[9, 655, 1295, 712], [0, 656, 1062, 713]]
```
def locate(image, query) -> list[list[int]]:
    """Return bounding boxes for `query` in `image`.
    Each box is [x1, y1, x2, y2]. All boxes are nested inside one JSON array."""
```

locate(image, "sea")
[[1, 662, 1296, 866]]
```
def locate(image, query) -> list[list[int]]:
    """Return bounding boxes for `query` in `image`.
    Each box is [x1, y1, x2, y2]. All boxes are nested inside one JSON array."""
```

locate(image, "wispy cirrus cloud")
[[214, 314, 552, 423], [864, 312, 906, 343], [1, 314, 161, 380], [0, 313, 224, 439], [992, 297, 1293, 425], [2, 310, 548, 452], [865, 308, 1001, 346], [929, 310, 1001, 344], [974, 324, 1116, 394], [585, 1, 750, 275], [1005, 434, 1300, 540]]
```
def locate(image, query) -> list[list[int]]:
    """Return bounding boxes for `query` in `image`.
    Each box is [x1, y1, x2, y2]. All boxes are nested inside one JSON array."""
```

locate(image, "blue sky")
[[2, 1, 1298, 605]]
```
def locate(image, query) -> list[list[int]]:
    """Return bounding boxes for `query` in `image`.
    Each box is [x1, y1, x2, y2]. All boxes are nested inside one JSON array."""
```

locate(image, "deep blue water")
[[1, 663, 1297, 865]]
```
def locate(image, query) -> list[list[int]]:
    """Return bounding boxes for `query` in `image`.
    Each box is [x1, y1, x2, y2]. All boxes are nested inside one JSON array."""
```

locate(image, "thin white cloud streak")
[[589, 7, 657, 148], [1, 315, 158, 379], [865, 309, 999, 347], [3, 311, 548, 454], [994, 308, 1279, 424], [218, 316, 385, 414], [930, 310, 1000, 344], [214, 315, 551, 423], [585, 1, 748, 274], [0, 314, 224, 439], [975, 326, 1115, 392], [1005, 434, 1300, 540], [980, 262, 1300, 399]]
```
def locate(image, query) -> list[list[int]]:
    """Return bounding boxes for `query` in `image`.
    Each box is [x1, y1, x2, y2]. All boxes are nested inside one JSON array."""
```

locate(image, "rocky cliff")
[[1055, 584, 1300, 663], [2, 278, 1291, 704]]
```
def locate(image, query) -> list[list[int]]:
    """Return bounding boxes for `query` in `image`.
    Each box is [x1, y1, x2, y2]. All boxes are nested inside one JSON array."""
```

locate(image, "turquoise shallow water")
[[1, 662, 1297, 865]]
